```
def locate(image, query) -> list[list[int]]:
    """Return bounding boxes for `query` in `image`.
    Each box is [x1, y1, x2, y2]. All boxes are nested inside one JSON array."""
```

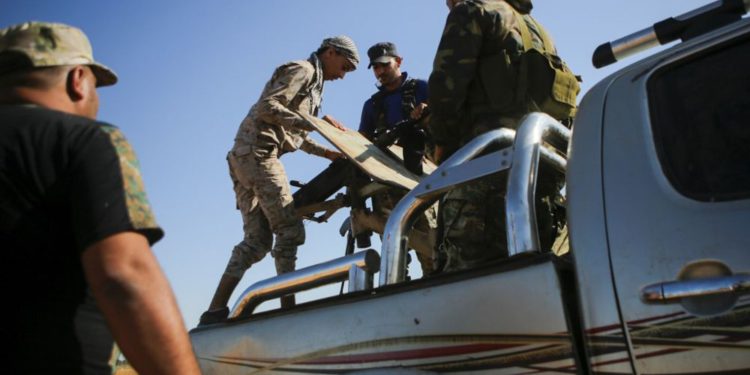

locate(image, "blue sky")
[[2, 0, 710, 328]]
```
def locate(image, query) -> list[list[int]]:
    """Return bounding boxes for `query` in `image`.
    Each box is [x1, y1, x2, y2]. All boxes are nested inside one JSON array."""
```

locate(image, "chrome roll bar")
[[379, 113, 570, 286], [506, 112, 571, 256], [230, 249, 380, 319], [380, 128, 516, 286]]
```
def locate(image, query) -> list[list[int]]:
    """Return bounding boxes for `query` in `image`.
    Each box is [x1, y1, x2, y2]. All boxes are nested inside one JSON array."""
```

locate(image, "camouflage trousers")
[[372, 189, 437, 275], [438, 167, 564, 272], [224, 146, 304, 278]]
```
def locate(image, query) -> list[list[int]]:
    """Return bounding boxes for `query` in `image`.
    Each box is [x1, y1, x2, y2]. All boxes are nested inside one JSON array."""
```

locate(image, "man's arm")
[[82, 232, 201, 375], [255, 62, 316, 131], [300, 136, 343, 161], [358, 98, 376, 138], [411, 79, 430, 120], [427, 3, 485, 148]]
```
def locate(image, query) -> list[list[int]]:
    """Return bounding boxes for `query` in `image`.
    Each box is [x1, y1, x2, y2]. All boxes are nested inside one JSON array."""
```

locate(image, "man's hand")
[[433, 145, 445, 164], [322, 115, 347, 131], [323, 149, 344, 161], [410, 103, 428, 120]]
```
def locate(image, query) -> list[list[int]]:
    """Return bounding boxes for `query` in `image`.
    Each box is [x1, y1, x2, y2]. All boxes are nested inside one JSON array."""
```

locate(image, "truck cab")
[[190, 2, 750, 373], [568, 6, 750, 372]]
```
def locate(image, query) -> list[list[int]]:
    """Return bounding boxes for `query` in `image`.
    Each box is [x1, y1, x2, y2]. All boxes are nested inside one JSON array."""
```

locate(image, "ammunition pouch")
[[479, 9, 580, 122], [523, 50, 579, 120]]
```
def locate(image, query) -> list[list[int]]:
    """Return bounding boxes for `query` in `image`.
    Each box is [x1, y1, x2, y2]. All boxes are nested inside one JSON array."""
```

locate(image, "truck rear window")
[[648, 35, 750, 202]]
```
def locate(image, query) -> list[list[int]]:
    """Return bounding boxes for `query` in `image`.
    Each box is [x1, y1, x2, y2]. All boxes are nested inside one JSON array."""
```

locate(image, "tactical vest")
[[370, 78, 427, 175], [371, 78, 419, 135], [478, 6, 580, 121]]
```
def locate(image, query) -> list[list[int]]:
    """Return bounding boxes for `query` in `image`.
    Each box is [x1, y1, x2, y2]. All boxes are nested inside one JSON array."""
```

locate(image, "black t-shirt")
[[0, 105, 164, 374]]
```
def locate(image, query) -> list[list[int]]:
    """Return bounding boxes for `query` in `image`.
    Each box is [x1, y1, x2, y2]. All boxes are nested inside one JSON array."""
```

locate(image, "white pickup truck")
[[190, 1, 750, 373]]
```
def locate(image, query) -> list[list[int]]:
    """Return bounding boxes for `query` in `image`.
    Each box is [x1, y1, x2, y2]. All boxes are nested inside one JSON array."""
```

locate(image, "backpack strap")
[[370, 90, 389, 135], [400, 78, 419, 119], [510, 7, 574, 115], [513, 10, 534, 109]]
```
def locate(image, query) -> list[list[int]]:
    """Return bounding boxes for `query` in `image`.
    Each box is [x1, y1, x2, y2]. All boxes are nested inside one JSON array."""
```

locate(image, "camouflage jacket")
[[428, 0, 551, 152], [233, 54, 328, 157]]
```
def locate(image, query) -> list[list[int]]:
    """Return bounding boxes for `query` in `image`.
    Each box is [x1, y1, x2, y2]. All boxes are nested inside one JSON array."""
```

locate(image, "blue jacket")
[[358, 72, 428, 137]]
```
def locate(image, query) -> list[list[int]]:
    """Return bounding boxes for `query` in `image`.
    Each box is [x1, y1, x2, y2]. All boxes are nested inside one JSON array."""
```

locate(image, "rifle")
[[372, 108, 431, 175]]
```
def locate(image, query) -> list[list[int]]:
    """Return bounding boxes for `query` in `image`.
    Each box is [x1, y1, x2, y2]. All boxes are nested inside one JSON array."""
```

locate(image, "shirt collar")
[[376, 71, 409, 92]]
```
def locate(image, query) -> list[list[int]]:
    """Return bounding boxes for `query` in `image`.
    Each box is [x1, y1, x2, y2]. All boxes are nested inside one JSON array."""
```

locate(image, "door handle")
[[641, 273, 750, 303]]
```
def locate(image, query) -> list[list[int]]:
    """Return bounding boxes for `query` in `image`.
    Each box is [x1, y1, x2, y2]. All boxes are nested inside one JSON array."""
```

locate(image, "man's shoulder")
[[277, 59, 315, 75], [458, 0, 518, 16], [270, 59, 316, 88], [444, 0, 494, 30], [1, 104, 86, 122], [458, 0, 489, 11], [402, 77, 428, 94], [464, 0, 518, 8], [0, 105, 118, 136], [363, 95, 377, 106], [408, 77, 428, 87], [367, 77, 426, 101], [413, 79, 429, 98]]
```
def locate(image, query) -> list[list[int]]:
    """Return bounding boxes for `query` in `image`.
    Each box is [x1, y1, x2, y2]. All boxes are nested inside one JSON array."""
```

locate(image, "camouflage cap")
[[320, 35, 360, 69], [0, 21, 117, 86]]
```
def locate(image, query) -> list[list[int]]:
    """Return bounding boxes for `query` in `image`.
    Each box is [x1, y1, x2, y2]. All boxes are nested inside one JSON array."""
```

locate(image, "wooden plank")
[[300, 112, 425, 190]]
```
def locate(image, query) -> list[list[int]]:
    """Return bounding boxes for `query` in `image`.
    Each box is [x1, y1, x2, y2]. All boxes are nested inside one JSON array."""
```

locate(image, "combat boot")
[[274, 255, 297, 309]]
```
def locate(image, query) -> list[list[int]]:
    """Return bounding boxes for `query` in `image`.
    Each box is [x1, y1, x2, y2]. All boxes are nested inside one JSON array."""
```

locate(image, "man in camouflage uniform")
[[201, 36, 359, 325], [429, 0, 579, 272]]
